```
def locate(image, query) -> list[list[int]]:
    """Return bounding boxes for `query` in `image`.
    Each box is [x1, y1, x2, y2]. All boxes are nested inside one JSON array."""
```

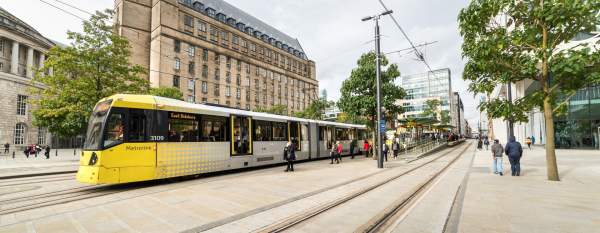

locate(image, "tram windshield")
[[83, 99, 112, 150]]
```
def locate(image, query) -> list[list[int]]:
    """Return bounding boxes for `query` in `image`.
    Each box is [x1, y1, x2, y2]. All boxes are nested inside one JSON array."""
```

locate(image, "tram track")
[[250, 141, 472, 233]]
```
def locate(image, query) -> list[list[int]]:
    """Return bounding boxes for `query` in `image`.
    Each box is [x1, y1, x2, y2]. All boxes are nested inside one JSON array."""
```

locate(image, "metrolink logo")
[[126, 145, 152, 151]]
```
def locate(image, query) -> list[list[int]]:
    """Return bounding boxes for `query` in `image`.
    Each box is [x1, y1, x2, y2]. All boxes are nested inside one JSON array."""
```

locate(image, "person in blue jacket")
[[505, 136, 523, 176]]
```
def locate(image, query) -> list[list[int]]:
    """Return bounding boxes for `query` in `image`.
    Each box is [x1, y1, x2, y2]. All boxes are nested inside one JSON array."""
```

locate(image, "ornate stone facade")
[[115, 0, 318, 114], [0, 7, 55, 151]]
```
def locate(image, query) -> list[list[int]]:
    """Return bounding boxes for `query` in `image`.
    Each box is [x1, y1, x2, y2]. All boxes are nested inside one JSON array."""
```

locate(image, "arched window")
[[14, 123, 26, 145]]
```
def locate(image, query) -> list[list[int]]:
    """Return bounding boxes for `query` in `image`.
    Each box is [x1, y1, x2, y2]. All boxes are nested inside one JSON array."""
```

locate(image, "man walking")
[[44, 145, 51, 159], [336, 141, 343, 163], [363, 140, 370, 158], [491, 139, 504, 176], [483, 138, 490, 150], [284, 141, 295, 172], [505, 136, 523, 176], [4, 143, 9, 154]]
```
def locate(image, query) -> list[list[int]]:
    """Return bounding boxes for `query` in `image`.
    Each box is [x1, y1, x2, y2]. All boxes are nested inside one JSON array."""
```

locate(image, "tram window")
[[104, 112, 124, 147], [168, 112, 199, 142], [318, 126, 326, 141], [335, 128, 350, 141], [128, 109, 147, 142], [232, 116, 251, 155], [254, 120, 272, 141], [272, 122, 287, 141], [201, 116, 227, 142]]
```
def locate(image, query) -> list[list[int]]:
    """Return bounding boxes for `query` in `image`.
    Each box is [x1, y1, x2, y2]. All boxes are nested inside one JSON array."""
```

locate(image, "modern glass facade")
[[398, 68, 451, 118], [554, 85, 600, 149]]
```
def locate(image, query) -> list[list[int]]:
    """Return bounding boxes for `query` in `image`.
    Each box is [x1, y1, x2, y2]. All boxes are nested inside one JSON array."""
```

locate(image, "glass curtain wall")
[[554, 85, 600, 149]]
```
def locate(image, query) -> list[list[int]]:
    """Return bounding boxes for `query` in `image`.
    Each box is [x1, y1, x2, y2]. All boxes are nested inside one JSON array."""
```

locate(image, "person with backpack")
[[491, 139, 504, 176], [284, 141, 295, 172]]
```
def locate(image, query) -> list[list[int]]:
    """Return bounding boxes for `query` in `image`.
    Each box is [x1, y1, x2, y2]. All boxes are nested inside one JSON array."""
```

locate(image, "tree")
[[459, 0, 600, 181], [149, 87, 183, 100], [255, 104, 288, 116], [421, 99, 441, 119], [294, 98, 331, 120], [440, 110, 451, 125], [31, 10, 148, 137], [338, 52, 405, 131]]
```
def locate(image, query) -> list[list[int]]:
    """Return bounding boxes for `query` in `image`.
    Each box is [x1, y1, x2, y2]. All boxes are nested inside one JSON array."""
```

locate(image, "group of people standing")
[[489, 136, 523, 176], [3, 143, 51, 159]]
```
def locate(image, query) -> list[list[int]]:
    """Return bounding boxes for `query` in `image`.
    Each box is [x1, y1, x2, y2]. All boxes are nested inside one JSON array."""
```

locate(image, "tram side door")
[[327, 126, 334, 150], [289, 121, 301, 151], [231, 115, 252, 156]]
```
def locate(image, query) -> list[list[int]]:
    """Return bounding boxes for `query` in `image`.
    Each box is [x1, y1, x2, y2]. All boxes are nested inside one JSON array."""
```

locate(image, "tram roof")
[[107, 94, 366, 129]]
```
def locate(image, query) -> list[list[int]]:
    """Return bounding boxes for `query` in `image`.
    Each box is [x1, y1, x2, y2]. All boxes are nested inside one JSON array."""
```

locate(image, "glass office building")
[[554, 85, 600, 149], [398, 68, 452, 118]]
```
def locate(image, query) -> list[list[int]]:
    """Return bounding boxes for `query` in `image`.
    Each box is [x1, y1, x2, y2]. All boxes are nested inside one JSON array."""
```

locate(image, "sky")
[[1, 0, 480, 129]]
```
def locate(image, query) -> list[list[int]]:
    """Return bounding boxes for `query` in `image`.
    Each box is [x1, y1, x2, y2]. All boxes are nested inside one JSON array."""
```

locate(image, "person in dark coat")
[[483, 138, 490, 150], [44, 145, 51, 159], [392, 138, 400, 159], [350, 139, 356, 159], [4, 143, 9, 154], [23, 146, 30, 158], [477, 138, 483, 150], [505, 136, 523, 176], [284, 141, 295, 172]]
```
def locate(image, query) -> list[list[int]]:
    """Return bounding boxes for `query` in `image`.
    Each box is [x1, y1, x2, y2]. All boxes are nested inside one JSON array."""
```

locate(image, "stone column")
[[10, 41, 19, 74], [26, 47, 34, 78], [38, 53, 45, 76]]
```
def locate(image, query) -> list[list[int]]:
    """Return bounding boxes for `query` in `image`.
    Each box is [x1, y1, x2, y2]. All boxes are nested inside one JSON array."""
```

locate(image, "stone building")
[[115, 0, 318, 114], [0, 7, 55, 151]]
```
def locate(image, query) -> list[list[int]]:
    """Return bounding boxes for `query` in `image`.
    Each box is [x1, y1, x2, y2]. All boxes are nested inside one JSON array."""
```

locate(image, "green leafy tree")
[[31, 10, 148, 137], [294, 98, 331, 120], [421, 99, 441, 119], [440, 110, 451, 125], [459, 0, 600, 181], [149, 87, 184, 100], [256, 104, 288, 116], [338, 52, 406, 132]]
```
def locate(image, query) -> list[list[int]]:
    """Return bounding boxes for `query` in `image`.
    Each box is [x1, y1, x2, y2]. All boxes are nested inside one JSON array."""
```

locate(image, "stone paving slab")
[[456, 145, 600, 233]]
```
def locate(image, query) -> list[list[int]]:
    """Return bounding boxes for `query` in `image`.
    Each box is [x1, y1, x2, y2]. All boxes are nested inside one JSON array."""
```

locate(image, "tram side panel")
[[155, 142, 230, 179], [309, 123, 319, 158]]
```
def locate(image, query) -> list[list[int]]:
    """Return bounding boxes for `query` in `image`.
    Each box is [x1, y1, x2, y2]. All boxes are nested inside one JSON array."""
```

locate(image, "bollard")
[[73, 149, 76, 156], [55, 149, 58, 157], [12, 151, 15, 159]]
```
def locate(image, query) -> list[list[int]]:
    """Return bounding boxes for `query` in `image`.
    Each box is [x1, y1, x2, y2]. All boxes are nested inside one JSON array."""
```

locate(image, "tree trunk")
[[543, 95, 560, 181]]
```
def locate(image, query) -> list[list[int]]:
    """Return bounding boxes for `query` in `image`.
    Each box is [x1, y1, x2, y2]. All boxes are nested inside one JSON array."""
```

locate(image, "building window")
[[246, 64, 250, 74], [215, 68, 220, 80], [214, 99, 219, 104], [236, 74, 241, 85], [197, 20, 207, 32], [173, 75, 180, 88], [210, 28, 218, 41], [250, 43, 256, 52], [225, 86, 231, 97], [226, 57, 231, 69], [37, 126, 46, 145], [201, 81, 208, 93], [246, 90, 250, 101], [236, 88, 241, 99], [174, 39, 181, 52], [202, 48, 208, 61], [174, 58, 181, 70], [214, 84, 220, 96], [187, 95, 195, 103], [202, 65, 208, 78], [220, 31, 229, 41], [214, 53, 220, 64], [232, 35, 239, 45], [184, 15, 194, 27], [188, 79, 195, 91], [188, 62, 195, 74], [17, 95, 27, 115], [236, 61, 241, 71], [188, 45, 195, 56], [226, 71, 231, 83], [241, 39, 247, 48], [14, 123, 26, 145]]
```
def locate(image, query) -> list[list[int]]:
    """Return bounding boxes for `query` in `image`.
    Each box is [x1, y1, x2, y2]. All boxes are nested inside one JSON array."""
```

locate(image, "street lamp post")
[[362, 10, 393, 169]]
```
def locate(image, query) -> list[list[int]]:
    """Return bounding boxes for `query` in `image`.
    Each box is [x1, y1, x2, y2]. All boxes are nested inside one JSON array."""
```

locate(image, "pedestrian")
[[477, 138, 483, 150], [23, 146, 29, 159], [392, 138, 399, 160], [531, 136, 536, 145], [525, 137, 532, 150], [383, 142, 389, 162], [363, 140, 369, 158], [35, 144, 42, 157], [505, 136, 523, 176], [284, 141, 295, 172], [336, 141, 343, 163], [4, 143, 9, 154], [350, 139, 356, 159], [330, 142, 339, 164], [44, 145, 51, 159], [484, 138, 490, 150], [491, 139, 504, 176]]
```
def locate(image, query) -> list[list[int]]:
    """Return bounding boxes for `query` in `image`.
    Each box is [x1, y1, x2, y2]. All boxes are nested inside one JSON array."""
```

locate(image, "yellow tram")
[[77, 94, 367, 184]]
